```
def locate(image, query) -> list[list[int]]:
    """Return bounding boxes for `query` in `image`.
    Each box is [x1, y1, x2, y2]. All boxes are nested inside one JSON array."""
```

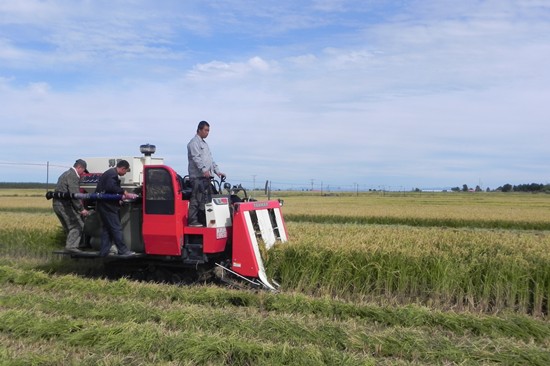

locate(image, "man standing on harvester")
[[187, 120, 225, 227]]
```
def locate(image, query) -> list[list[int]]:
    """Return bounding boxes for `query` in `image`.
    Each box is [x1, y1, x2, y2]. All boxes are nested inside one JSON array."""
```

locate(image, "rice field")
[[1, 189, 549, 365], [282, 192, 550, 229]]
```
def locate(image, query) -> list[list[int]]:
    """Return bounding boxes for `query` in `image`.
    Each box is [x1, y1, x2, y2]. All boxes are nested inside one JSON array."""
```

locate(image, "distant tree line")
[[2, 181, 549, 193], [498, 183, 550, 192], [450, 183, 550, 193]]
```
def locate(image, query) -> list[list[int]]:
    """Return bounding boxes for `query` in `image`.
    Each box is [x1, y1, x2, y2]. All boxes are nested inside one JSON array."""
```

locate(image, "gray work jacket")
[[187, 134, 220, 179]]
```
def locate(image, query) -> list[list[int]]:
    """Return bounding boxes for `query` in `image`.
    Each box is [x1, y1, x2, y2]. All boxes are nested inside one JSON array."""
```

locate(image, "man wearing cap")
[[95, 159, 135, 257], [52, 159, 90, 253]]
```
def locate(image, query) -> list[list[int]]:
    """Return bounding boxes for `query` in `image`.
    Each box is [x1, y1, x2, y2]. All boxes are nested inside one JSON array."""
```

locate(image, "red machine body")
[[65, 164, 288, 290]]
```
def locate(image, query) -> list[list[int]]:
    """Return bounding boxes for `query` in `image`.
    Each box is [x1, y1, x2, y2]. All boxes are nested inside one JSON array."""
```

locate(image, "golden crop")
[[1, 189, 549, 316], [282, 192, 550, 223]]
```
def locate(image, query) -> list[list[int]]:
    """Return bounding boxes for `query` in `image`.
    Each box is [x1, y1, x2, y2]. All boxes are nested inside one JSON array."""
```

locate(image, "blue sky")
[[1, 0, 549, 191]]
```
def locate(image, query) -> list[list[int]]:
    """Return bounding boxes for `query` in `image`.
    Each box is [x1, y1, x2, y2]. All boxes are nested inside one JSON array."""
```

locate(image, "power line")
[[0, 161, 68, 168]]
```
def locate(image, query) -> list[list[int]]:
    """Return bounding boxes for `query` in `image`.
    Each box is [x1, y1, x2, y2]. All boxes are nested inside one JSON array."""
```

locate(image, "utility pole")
[[310, 179, 314, 192], [252, 175, 256, 192]]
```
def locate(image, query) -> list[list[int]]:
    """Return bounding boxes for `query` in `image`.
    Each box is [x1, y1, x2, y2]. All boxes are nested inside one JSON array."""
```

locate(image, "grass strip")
[[1, 265, 548, 343], [286, 213, 550, 230], [0, 207, 53, 214], [0, 334, 153, 366], [1, 296, 549, 365], [1, 287, 372, 355], [0, 308, 369, 366], [0, 228, 62, 253]]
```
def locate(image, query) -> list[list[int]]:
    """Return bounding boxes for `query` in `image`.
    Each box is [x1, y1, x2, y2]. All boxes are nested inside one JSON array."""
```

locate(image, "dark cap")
[[74, 159, 89, 173]]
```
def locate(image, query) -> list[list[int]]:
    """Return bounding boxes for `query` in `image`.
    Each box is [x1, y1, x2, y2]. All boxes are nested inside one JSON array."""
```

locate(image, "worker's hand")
[[218, 172, 226, 179], [203, 171, 212, 178], [80, 209, 89, 217], [123, 193, 139, 200]]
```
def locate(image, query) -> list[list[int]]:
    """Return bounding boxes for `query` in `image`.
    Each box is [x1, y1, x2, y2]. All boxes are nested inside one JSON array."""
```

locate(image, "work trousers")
[[97, 204, 130, 256], [53, 201, 84, 250], [188, 178, 213, 225]]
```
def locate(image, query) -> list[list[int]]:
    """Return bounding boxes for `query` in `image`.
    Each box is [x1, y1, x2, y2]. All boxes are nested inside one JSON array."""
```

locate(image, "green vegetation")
[[0, 190, 549, 364], [285, 213, 550, 230], [1, 266, 549, 365]]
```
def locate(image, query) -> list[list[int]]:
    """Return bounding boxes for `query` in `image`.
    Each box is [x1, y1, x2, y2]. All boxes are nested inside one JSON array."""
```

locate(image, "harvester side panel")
[[142, 166, 185, 256], [231, 210, 260, 278], [230, 200, 287, 290], [184, 226, 232, 254]]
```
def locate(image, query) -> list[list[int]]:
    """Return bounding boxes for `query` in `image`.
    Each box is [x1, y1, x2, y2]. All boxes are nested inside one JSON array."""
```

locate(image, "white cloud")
[[27, 82, 50, 95], [0, 38, 26, 61], [0, 0, 63, 23], [0, 0, 549, 189], [187, 56, 276, 80]]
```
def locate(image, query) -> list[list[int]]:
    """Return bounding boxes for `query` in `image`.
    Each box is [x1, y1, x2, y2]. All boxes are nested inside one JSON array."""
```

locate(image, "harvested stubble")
[[1, 265, 549, 365]]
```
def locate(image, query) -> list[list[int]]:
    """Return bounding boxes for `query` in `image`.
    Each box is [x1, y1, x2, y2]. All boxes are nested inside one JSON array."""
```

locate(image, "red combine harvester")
[[47, 145, 288, 290]]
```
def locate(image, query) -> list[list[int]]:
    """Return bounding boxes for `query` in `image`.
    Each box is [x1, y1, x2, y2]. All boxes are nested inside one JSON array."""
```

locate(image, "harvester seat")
[[180, 175, 192, 200]]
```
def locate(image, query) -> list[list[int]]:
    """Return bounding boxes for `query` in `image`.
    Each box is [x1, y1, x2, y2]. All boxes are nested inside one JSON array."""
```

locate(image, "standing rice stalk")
[[268, 222, 550, 315]]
